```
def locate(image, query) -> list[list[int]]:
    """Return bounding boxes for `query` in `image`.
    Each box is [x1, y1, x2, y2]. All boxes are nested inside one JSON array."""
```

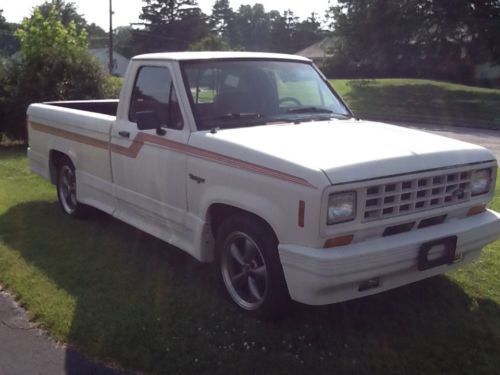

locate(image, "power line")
[[109, 0, 113, 74]]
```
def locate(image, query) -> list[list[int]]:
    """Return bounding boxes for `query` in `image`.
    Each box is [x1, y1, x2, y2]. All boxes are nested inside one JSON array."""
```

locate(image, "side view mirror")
[[136, 111, 166, 136]]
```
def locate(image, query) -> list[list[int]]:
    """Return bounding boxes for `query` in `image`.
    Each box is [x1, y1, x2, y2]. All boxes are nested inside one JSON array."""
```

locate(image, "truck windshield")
[[181, 60, 351, 130]]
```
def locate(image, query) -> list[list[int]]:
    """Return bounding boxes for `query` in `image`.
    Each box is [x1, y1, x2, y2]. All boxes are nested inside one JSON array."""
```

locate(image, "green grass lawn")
[[1, 145, 500, 374], [330, 78, 500, 128]]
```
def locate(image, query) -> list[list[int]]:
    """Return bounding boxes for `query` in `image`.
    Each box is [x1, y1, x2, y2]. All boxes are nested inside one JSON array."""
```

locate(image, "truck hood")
[[194, 119, 495, 186]]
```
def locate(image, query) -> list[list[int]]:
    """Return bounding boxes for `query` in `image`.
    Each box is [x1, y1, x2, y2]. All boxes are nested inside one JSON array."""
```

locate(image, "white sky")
[[2, 0, 333, 29]]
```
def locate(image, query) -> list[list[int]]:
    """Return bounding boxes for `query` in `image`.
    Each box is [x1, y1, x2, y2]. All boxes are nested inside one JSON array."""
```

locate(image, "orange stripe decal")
[[31, 122, 317, 189], [31, 122, 109, 150]]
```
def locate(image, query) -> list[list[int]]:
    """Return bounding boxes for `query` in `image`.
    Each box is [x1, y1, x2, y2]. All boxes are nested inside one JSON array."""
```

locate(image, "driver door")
[[110, 63, 189, 246]]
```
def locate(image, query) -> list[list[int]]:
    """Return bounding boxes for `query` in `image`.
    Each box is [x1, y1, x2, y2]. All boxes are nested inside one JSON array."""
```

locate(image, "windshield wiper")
[[286, 106, 333, 114], [214, 112, 263, 120]]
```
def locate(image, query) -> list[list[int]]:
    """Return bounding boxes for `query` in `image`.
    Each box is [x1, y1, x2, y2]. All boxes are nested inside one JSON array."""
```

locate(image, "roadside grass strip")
[[331, 78, 500, 128]]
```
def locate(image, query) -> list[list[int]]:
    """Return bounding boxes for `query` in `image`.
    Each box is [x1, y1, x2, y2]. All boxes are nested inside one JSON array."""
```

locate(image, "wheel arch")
[[206, 203, 279, 248], [209, 202, 291, 319], [48, 150, 74, 184]]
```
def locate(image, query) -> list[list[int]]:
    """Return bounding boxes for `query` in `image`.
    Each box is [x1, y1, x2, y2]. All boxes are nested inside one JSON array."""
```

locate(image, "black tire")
[[216, 214, 291, 320], [56, 156, 89, 219]]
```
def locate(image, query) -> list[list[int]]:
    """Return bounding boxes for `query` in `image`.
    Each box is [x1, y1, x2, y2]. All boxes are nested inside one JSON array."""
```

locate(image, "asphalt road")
[[0, 123, 498, 375], [0, 290, 126, 375], [406, 124, 500, 160]]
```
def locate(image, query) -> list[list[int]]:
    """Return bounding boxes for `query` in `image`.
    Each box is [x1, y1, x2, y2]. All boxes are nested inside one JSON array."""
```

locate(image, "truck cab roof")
[[132, 51, 311, 62]]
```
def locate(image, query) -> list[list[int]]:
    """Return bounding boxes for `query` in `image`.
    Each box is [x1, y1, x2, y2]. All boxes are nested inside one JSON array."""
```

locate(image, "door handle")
[[118, 131, 130, 138]]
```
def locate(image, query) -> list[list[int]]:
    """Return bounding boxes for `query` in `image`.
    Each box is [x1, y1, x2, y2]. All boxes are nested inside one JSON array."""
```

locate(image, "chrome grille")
[[363, 171, 472, 221]]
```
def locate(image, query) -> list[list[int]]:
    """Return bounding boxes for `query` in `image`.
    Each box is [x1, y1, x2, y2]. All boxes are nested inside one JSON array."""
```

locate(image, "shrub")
[[0, 6, 117, 141]]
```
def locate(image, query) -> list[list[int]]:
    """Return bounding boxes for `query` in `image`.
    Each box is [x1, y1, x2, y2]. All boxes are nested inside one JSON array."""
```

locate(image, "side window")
[[129, 66, 184, 130]]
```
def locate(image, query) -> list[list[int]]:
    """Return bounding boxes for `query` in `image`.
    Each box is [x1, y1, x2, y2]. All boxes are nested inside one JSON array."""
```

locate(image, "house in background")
[[90, 48, 129, 77], [295, 37, 337, 65]]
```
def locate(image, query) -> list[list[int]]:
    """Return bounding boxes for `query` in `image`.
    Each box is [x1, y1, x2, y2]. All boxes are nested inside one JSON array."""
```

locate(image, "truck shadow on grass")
[[1, 201, 499, 374]]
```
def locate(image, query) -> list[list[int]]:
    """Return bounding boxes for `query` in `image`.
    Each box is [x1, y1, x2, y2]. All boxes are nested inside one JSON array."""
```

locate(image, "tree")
[[0, 10, 14, 91], [114, 26, 136, 58], [470, 0, 500, 64], [2, 6, 113, 140], [325, 0, 500, 81], [37, 0, 87, 31], [136, 0, 209, 52], [210, 0, 234, 39], [0, 57, 16, 142], [325, 1, 421, 77], [227, 4, 321, 53], [267, 9, 300, 53], [37, 1, 109, 49], [0, 10, 20, 56], [188, 35, 232, 51], [294, 13, 323, 52], [232, 4, 273, 51], [16, 7, 88, 68], [141, 0, 198, 24], [0, 9, 5, 28], [87, 23, 108, 49], [133, 1, 326, 54]]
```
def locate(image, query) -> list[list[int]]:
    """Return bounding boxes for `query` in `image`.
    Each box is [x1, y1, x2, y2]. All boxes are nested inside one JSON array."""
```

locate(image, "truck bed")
[[27, 99, 117, 206], [45, 99, 119, 117]]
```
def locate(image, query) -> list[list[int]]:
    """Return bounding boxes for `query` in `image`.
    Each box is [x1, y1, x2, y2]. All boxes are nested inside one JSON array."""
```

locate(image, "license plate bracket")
[[418, 236, 457, 271]]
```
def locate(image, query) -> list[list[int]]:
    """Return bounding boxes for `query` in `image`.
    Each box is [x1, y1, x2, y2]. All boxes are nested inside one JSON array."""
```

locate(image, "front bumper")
[[278, 209, 500, 305]]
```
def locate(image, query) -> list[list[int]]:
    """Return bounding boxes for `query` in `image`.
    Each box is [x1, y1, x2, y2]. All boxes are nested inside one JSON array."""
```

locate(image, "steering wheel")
[[279, 97, 302, 107]]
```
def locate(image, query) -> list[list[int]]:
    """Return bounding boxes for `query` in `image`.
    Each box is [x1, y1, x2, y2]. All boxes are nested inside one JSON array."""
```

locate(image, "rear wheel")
[[216, 215, 291, 320], [56, 156, 88, 218]]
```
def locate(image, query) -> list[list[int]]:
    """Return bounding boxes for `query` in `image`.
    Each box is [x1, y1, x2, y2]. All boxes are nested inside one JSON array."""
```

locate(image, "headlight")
[[471, 168, 492, 196], [327, 191, 356, 224]]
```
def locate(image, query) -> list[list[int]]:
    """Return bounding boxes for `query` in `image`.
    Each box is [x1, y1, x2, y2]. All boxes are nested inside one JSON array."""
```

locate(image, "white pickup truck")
[[27, 52, 500, 319]]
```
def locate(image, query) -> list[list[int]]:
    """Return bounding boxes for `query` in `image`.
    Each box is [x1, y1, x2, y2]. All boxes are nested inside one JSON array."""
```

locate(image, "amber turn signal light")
[[467, 204, 486, 217], [324, 235, 354, 248]]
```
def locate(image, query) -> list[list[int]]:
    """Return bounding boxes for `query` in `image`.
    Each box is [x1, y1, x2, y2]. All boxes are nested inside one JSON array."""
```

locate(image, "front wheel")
[[216, 215, 291, 320], [56, 156, 89, 218]]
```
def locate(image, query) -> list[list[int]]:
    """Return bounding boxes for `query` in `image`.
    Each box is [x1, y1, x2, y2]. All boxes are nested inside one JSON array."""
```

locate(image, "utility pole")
[[108, 0, 114, 74]]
